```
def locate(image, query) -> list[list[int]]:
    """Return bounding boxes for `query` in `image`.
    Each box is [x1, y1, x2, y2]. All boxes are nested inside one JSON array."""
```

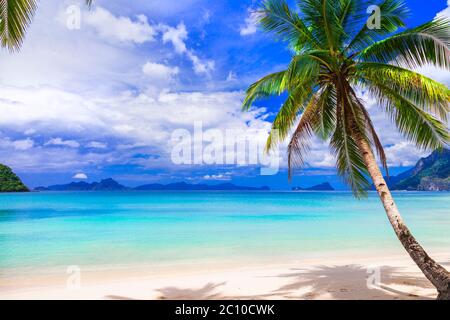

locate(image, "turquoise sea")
[[0, 191, 449, 274]]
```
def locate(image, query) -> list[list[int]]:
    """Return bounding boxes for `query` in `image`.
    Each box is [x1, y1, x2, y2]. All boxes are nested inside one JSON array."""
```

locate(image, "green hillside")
[[0, 164, 29, 192], [393, 149, 450, 191]]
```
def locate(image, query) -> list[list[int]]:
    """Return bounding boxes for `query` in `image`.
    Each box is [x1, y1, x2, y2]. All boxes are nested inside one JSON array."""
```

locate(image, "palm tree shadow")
[[105, 264, 440, 300], [273, 264, 435, 300], [156, 282, 227, 300]]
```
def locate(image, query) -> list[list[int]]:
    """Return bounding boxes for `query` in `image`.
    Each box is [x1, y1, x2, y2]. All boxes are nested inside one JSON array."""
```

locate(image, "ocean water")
[[0, 191, 449, 273]]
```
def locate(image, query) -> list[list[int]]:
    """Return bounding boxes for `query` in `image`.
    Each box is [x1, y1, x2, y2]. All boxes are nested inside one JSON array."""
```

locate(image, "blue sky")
[[0, 0, 449, 189]]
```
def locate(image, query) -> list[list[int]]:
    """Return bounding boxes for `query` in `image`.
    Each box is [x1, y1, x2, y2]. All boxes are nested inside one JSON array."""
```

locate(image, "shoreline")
[[1, 251, 449, 300]]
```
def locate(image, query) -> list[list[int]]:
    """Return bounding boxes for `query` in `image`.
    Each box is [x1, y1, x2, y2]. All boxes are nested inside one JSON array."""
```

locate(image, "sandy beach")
[[1, 252, 448, 300]]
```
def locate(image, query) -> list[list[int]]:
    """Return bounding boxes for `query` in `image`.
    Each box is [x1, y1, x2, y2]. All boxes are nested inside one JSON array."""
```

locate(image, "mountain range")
[[292, 182, 335, 191], [34, 178, 128, 191], [2, 149, 449, 193], [35, 179, 270, 191], [386, 149, 450, 191]]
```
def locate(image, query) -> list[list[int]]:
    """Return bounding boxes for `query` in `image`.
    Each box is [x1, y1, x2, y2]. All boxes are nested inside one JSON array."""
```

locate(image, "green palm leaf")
[[346, 0, 408, 53], [259, 0, 321, 50], [287, 93, 320, 178], [367, 81, 449, 150], [1, 0, 93, 52], [330, 97, 371, 197], [242, 0, 449, 196], [358, 18, 450, 69], [357, 62, 450, 120], [242, 71, 288, 111], [0, 0, 37, 51]]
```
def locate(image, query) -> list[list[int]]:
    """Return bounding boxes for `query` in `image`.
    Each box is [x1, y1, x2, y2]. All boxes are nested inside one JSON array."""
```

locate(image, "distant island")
[[35, 179, 270, 191], [34, 178, 128, 191], [384, 149, 450, 191], [134, 182, 270, 191], [0, 164, 29, 192], [292, 182, 334, 191], [3, 149, 449, 193]]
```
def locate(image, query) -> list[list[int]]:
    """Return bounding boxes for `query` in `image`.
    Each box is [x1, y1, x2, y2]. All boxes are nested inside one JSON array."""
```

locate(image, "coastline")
[[1, 251, 448, 300]]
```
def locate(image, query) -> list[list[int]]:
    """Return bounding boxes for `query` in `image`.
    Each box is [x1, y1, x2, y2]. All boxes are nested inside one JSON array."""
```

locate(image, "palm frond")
[[357, 62, 450, 121], [287, 93, 320, 179], [348, 87, 388, 173], [259, 0, 321, 50], [346, 0, 409, 53], [366, 81, 450, 150], [244, 0, 449, 198], [358, 18, 450, 69], [0, 0, 37, 51], [330, 94, 371, 197], [242, 71, 287, 111], [1, 0, 93, 52], [313, 84, 337, 139], [266, 85, 313, 151], [296, 0, 347, 51]]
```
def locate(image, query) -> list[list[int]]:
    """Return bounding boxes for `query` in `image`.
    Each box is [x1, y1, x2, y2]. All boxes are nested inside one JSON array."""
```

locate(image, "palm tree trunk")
[[355, 137, 450, 300]]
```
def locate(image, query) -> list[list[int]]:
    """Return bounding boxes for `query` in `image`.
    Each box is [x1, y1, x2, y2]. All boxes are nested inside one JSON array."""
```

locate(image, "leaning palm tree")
[[243, 0, 450, 299], [0, 0, 93, 51]]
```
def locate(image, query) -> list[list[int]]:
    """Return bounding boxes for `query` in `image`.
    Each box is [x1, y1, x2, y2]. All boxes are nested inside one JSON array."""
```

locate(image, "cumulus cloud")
[[240, 9, 260, 36], [384, 142, 429, 167], [186, 51, 215, 75], [203, 174, 231, 181], [85, 7, 156, 44], [87, 141, 108, 149], [45, 138, 80, 148], [72, 173, 88, 179], [0, 0, 438, 183], [161, 22, 188, 53], [415, 64, 450, 86], [160, 22, 215, 75], [0, 85, 271, 172], [0, 137, 35, 151], [142, 62, 179, 82], [436, 0, 450, 19]]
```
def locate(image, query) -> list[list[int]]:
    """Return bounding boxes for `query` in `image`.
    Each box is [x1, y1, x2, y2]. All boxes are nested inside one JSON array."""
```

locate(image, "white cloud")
[[2, 138, 35, 151], [142, 62, 179, 82], [160, 22, 214, 75], [45, 138, 80, 148], [24, 128, 36, 135], [436, 1, 450, 19], [415, 64, 450, 86], [0, 2, 150, 94], [385, 142, 429, 167], [0, 0, 438, 179], [87, 141, 108, 149], [72, 173, 88, 179], [161, 22, 188, 54], [240, 9, 260, 36], [14, 138, 35, 150], [85, 7, 156, 44], [187, 51, 215, 75], [0, 85, 271, 172], [203, 174, 231, 181]]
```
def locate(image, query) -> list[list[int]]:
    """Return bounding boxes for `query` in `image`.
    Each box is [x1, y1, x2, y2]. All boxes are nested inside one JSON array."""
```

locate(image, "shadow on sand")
[[106, 263, 440, 300]]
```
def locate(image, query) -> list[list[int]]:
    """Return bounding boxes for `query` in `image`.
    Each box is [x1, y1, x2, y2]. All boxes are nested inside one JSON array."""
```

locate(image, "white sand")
[[1, 252, 449, 300]]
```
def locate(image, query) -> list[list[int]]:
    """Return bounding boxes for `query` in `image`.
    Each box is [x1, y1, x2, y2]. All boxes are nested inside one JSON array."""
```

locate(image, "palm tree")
[[243, 0, 450, 299], [0, 0, 93, 51]]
